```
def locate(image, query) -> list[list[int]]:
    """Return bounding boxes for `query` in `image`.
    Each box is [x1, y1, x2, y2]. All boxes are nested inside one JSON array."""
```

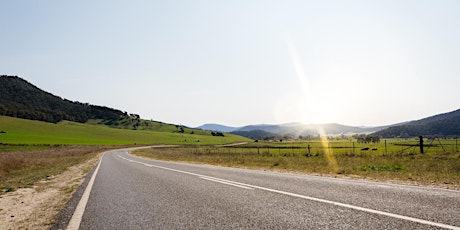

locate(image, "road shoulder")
[[0, 152, 102, 229]]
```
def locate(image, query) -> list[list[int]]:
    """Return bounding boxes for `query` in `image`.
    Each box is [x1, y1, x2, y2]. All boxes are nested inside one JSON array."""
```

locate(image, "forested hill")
[[373, 109, 460, 138], [0, 75, 124, 123]]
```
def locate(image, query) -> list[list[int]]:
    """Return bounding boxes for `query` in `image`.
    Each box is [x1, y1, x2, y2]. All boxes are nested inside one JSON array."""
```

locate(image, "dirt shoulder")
[[0, 151, 103, 230]]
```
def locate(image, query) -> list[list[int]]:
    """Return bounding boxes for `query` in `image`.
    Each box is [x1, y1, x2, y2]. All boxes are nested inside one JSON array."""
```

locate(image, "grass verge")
[[0, 145, 117, 194]]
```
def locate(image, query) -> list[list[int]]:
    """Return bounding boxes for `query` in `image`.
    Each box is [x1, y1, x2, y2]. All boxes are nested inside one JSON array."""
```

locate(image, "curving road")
[[62, 148, 460, 229]]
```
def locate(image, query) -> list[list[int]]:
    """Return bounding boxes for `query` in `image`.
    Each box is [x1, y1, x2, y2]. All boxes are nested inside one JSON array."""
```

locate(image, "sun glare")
[[282, 39, 339, 172], [277, 40, 337, 125]]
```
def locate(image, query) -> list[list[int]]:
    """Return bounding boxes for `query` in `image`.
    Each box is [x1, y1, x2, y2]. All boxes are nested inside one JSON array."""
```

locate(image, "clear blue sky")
[[2, 1, 459, 127]]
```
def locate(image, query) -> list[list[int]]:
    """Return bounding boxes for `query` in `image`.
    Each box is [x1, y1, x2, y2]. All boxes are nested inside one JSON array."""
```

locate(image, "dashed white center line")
[[199, 176, 254, 190]]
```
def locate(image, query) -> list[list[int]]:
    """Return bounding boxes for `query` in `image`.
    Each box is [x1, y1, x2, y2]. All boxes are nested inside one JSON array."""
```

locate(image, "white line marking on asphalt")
[[200, 176, 254, 190], [67, 155, 104, 230], [119, 154, 460, 230]]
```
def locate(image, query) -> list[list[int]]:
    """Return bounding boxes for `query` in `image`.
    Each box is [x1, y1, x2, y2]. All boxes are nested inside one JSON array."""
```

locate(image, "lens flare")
[[286, 40, 312, 123], [317, 126, 339, 173], [286, 40, 339, 173]]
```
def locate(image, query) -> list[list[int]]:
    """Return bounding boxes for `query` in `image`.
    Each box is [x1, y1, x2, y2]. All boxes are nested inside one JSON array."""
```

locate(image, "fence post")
[[419, 136, 424, 154], [384, 140, 387, 154], [456, 137, 458, 152]]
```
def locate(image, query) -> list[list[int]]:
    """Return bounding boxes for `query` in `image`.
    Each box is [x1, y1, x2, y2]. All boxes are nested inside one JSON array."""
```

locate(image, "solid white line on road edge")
[[66, 155, 104, 230], [119, 154, 460, 230], [200, 176, 254, 190]]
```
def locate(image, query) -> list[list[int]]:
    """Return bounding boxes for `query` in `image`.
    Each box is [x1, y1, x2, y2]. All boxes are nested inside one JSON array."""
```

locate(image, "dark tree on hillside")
[[211, 131, 225, 137]]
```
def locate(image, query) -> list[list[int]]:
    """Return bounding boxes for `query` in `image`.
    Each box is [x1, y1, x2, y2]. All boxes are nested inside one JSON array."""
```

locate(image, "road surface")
[[62, 148, 460, 229]]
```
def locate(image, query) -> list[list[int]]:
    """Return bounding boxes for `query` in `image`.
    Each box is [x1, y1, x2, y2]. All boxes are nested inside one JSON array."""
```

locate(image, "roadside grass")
[[0, 145, 113, 194], [0, 144, 55, 152], [0, 116, 249, 145], [133, 144, 460, 189]]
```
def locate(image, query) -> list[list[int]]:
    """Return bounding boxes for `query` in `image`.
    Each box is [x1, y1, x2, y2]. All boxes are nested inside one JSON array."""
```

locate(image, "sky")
[[1, 0, 460, 127]]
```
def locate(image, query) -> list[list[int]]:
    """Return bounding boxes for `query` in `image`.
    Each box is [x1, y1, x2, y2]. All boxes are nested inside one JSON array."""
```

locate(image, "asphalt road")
[[66, 148, 460, 229]]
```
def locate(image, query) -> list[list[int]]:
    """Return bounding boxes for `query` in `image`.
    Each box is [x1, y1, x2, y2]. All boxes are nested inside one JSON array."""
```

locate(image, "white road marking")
[[200, 176, 254, 190], [67, 154, 104, 230], [120, 154, 460, 230]]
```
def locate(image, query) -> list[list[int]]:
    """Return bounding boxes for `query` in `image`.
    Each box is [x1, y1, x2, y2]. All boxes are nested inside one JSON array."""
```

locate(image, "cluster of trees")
[[103, 113, 144, 129], [211, 131, 225, 137], [0, 75, 125, 123], [175, 125, 185, 133], [353, 134, 381, 143]]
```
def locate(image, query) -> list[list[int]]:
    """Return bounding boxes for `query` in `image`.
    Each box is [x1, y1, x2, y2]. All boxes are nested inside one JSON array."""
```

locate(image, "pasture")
[[0, 116, 249, 145]]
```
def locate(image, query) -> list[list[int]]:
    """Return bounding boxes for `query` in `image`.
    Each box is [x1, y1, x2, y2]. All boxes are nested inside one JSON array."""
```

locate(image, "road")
[[64, 148, 460, 229]]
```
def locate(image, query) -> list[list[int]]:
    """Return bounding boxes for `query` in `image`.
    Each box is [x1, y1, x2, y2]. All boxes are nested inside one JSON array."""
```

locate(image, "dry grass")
[[0, 148, 106, 229], [133, 146, 460, 190], [0, 145, 115, 193]]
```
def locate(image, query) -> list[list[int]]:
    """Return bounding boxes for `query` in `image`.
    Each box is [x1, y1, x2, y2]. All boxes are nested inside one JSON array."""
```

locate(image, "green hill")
[[0, 116, 249, 145], [0, 75, 211, 133]]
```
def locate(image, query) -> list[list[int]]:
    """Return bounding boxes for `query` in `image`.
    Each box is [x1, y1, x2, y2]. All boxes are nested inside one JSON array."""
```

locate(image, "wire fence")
[[219, 137, 459, 156]]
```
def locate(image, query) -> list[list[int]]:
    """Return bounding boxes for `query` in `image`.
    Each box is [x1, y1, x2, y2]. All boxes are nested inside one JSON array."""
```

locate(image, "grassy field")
[[133, 138, 460, 189], [0, 116, 250, 145]]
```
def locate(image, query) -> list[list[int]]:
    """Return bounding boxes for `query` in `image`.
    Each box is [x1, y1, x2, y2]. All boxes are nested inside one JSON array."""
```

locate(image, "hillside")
[[231, 129, 277, 140], [0, 75, 183, 132], [374, 109, 460, 138], [0, 75, 124, 123]]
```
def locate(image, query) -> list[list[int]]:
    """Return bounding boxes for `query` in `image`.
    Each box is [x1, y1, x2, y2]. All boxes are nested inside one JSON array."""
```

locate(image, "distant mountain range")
[[198, 122, 389, 140], [198, 109, 460, 139], [197, 124, 240, 133]]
